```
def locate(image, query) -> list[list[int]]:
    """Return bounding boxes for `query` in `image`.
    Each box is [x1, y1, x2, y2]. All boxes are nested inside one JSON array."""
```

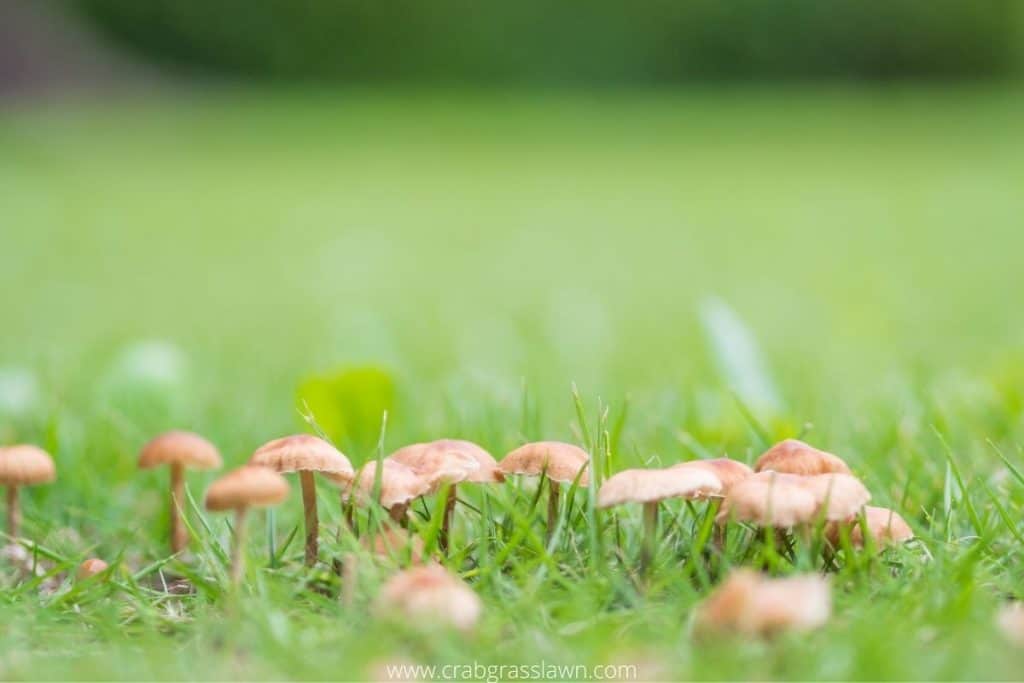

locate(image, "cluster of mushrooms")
[[0, 434, 980, 639]]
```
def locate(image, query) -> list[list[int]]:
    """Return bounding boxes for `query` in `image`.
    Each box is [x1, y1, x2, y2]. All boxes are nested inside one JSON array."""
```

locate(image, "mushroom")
[[249, 434, 354, 566], [754, 439, 851, 476], [716, 471, 818, 528], [345, 459, 433, 525], [797, 472, 871, 522], [998, 602, 1024, 647], [361, 526, 427, 564], [389, 439, 500, 552], [77, 558, 109, 580], [138, 431, 222, 554], [826, 505, 913, 549], [204, 466, 289, 584], [695, 569, 831, 637], [0, 444, 57, 538], [598, 466, 722, 571], [499, 441, 591, 536], [375, 564, 482, 631], [672, 458, 753, 493]]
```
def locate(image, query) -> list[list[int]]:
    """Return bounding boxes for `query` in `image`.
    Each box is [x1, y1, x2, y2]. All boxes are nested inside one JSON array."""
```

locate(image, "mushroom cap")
[[390, 439, 503, 484], [345, 460, 433, 509], [827, 505, 913, 548], [696, 569, 831, 637], [250, 434, 354, 479], [361, 527, 427, 564], [375, 564, 482, 631], [204, 466, 290, 511], [798, 473, 871, 521], [138, 431, 222, 471], [754, 439, 851, 476], [0, 444, 57, 486], [499, 441, 590, 485], [998, 602, 1024, 647], [672, 458, 753, 493], [717, 472, 817, 527], [77, 558, 109, 580], [598, 467, 722, 508]]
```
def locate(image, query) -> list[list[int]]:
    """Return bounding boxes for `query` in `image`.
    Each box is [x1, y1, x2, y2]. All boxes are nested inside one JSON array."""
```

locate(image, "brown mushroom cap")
[[696, 569, 831, 637], [390, 439, 503, 484], [204, 466, 290, 511], [827, 505, 914, 548], [138, 431, 222, 471], [250, 434, 354, 480], [77, 558, 109, 580], [673, 458, 753, 493], [598, 467, 722, 508], [798, 473, 871, 521], [717, 472, 817, 527], [754, 439, 851, 476], [361, 526, 427, 563], [375, 564, 482, 631], [0, 444, 57, 485], [499, 441, 591, 485], [345, 460, 433, 509]]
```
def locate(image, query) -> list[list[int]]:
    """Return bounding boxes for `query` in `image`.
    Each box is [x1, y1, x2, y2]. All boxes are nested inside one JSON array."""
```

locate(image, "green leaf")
[[295, 366, 395, 451]]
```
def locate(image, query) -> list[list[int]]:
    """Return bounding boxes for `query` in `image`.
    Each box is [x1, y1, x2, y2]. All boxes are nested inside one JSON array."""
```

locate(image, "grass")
[[1, 83, 1024, 680]]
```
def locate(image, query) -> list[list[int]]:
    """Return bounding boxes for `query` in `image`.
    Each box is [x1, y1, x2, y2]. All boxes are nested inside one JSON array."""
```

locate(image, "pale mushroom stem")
[[6, 486, 20, 538], [439, 485, 457, 554], [169, 462, 187, 554], [641, 501, 659, 573], [547, 480, 560, 539], [230, 506, 249, 585], [299, 470, 319, 566]]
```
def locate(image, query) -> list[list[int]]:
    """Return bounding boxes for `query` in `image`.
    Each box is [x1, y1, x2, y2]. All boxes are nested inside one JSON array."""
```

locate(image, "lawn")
[[1, 84, 1024, 680]]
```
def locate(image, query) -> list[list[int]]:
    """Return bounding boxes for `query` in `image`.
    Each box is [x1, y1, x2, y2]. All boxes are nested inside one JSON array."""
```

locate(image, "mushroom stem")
[[230, 506, 249, 585], [299, 470, 319, 566], [389, 503, 409, 526], [6, 485, 20, 538], [439, 484, 457, 554], [169, 462, 187, 554], [641, 501, 659, 573], [547, 479, 560, 539], [341, 552, 358, 607]]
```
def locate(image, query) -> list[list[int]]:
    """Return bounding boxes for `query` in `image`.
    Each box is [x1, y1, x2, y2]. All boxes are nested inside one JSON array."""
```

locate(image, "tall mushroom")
[[249, 434, 354, 566], [826, 505, 913, 549], [499, 441, 590, 537], [204, 466, 289, 584], [754, 439, 851, 475], [716, 472, 818, 529], [598, 466, 722, 572], [0, 444, 56, 538], [138, 431, 222, 554], [673, 458, 753, 493], [389, 439, 501, 552]]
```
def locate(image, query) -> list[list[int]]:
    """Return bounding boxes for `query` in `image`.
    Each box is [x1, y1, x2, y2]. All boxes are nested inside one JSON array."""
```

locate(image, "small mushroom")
[[389, 439, 500, 552], [204, 466, 289, 584], [138, 431, 222, 554], [695, 569, 831, 637], [826, 505, 913, 549], [754, 439, 851, 476], [375, 564, 482, 631], [0, 444, 57, 538], [998, 602, 1024, 647], [672, 458, 753, 493], [345, 460, 433, 525], [598, 466, 722, 571], [77, 558, 109, 581], [499, 441, 590, 536], [717, 472, 817, 528], [250, 434, 354, 566]]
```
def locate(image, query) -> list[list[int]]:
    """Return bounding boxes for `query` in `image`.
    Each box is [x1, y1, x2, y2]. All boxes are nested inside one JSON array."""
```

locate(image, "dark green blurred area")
[[72, 0, 1024, 83]]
